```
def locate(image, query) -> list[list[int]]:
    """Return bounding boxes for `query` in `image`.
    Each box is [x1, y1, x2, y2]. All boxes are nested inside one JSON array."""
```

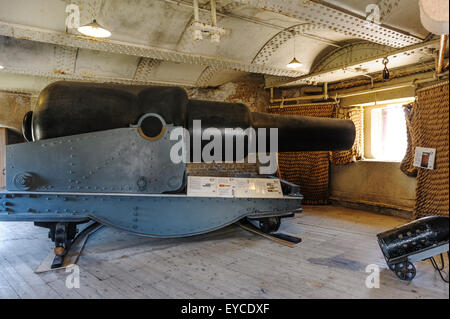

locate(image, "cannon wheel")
[[394, 261, 416, 281], [259, 217, 281, 234]]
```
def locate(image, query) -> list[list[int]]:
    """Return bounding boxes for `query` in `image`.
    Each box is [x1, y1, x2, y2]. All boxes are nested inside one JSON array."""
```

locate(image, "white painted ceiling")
[[0, 0, 439, 92]]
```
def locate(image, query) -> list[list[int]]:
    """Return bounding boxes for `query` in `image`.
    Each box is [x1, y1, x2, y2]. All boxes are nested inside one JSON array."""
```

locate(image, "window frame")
[[363, 100, 413, 161]]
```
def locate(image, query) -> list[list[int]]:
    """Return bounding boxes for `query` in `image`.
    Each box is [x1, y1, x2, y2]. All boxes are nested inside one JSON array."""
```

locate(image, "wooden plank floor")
[[0, 206, 448, 299]]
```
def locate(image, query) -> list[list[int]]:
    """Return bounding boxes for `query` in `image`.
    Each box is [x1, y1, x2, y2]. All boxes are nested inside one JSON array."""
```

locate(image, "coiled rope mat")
[[270, 102, 349, 204], [401, 82, 449, 218], [331, 107, 363, 165]]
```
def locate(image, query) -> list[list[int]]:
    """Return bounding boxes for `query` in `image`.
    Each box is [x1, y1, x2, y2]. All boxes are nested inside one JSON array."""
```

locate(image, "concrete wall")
[[330, 161, 417, 215]]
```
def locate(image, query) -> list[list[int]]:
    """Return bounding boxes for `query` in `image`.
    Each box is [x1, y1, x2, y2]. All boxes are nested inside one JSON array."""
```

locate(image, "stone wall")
[[186, 74, 269, 112], [0, 91, 33, 133]]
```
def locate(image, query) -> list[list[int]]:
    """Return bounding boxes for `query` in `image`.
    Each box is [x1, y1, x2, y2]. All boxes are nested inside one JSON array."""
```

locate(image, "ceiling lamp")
[[287, 57, 302, 69], [77, 19, 111, 38], [0, 65, 4, 70], [286, 32, 302, 69]]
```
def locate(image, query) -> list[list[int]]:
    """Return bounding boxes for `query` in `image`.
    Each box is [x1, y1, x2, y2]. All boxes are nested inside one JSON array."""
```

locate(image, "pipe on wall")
[[336, 82, 415, 99], [269, 72, 449, 108], [270, 83, 328, 103], [437, 35, 448, 74], [193, 0, 200, 22], [210, 0, 217, 27]]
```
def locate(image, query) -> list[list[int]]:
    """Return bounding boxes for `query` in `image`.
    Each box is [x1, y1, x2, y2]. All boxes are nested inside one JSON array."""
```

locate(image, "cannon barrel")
[[26, 81, 355, 152]]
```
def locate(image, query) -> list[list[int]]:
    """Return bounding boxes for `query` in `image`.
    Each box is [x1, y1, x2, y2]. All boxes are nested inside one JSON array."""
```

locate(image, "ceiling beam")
[[0, 21, 301, 78], [133, 58, 163, 82], [0, 65, 197, 88], [195, 65, 222, 87]]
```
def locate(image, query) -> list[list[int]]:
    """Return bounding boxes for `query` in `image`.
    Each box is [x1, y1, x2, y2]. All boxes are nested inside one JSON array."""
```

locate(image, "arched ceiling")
[[312, 42, 392, 73], [0, 0, 438, 93]]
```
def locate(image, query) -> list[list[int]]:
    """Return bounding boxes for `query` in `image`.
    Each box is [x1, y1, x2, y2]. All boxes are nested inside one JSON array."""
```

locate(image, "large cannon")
[[25, 81, 354, 151], [1, 81, 355, 268]]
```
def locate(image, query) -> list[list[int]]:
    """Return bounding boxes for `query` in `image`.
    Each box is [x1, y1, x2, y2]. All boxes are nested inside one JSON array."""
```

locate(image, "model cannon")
[[377, 216, 449, 281], [1, 81, 355, 268]]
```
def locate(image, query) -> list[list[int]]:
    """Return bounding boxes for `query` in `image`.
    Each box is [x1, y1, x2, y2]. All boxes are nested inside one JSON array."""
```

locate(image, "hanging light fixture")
[[77, 19, 111, 38], [287, 57, 302, 69], [287, 32, 302, 69], [382, 57, 390, 81]]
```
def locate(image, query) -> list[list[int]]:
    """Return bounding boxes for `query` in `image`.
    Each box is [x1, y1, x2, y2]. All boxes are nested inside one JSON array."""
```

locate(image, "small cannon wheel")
[[394, 261, 416, 281], [259, 217, 281, 234]]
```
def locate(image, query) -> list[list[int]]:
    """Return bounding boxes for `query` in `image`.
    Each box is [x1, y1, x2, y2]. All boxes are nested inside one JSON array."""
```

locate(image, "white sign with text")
[[413, 147, 436, 170], [187, 176, 283, 198]]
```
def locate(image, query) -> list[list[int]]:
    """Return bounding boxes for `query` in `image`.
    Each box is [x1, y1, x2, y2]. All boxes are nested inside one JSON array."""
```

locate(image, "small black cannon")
[[377, 216, 449, 281]]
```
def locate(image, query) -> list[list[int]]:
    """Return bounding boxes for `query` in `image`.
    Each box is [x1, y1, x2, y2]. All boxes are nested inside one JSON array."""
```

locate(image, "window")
[[363, 101, 411, 161], [370, 104, 407, 161]]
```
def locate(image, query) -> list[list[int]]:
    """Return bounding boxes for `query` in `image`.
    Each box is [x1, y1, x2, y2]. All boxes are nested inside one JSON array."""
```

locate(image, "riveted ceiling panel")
[[0, 0, 66, 32], [225, 6, 305, 28], [148, 61, 206, 85], [321, 0, 428, 38], [177, 14, 279, 62], [0, 36, 58, 72], [100, 0, 194, 49], [74, 49, 141, 78]]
